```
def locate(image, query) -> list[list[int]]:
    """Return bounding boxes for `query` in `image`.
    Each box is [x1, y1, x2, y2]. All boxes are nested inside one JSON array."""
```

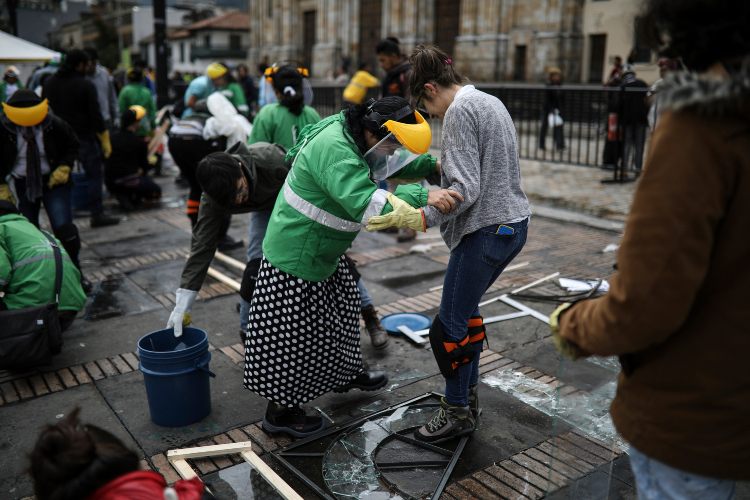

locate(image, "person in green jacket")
[[245, 96, 461, 437], [0, 200, 87, 332], [211, 63, 249, 116], [117, 68, 156, 137]]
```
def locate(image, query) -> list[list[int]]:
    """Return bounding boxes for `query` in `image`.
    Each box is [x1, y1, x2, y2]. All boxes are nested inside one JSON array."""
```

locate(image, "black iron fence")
[[309, 82, 651, 178]]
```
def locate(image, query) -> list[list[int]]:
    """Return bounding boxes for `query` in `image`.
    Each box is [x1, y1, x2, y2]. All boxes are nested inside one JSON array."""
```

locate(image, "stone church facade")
[[248, 0, 585, 83]]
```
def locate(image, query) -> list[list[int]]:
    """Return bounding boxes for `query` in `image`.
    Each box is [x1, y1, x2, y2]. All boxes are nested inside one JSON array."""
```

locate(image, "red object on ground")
[[86, 470, 204, 500]]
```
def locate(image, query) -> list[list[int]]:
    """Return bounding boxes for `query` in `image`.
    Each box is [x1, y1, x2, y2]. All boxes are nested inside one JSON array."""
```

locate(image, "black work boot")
[[414, 397, 475, 444], [469, 385, 479, 418], [262, 402, 325, 438], [333, 370, 388, 393], [361, 305, 389, 349]]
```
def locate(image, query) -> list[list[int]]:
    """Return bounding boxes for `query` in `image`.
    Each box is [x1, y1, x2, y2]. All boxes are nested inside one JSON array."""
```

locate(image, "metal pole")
[[153, 0, 169, 109]]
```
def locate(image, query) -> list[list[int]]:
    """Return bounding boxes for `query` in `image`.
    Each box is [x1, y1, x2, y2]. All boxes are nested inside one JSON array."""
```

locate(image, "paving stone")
[[498, 459, 552, 493], [56, 368, 78, 388], [109, 355, 133, 374], [84, 361, 105, 381], [0, 382, 19, 403], [225, 428, 264, 456], [485, 463, 544, 499], [13, 379, 34, 399], [536, 441, 595, 475], [42, 372, 64, 393], [560, 431, 616, 460], [524, 447, 583, 480], [151, 453, 181, 484], [69, 365, 92, 384], [96, 358, 119, 378], [553, 435, 608, 466], [458, 477, 501, 499], [242, 423, 278, 453], [473, 470, 531, 499], [511, 454, 567, 488], [445, 483, 476, 500]]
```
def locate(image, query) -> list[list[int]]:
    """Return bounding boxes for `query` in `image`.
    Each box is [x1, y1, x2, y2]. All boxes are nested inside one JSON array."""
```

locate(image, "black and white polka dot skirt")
[[243, 255, 365, 407]]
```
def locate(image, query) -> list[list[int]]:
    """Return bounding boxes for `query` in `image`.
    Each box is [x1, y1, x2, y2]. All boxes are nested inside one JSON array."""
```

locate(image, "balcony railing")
[[190, 45, 246, 61]]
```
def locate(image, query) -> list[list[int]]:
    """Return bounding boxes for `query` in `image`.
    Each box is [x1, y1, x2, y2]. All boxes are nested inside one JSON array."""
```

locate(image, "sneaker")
[[217, 235, 243, 251], [361, 305, 389, 349], [262, 403, 325, 438], [469, 385, 479, 418], [414, 398, 475, 444], [90, 214, 120, 227], [397, 228, 417, 242], [333, 370, 388, 393]]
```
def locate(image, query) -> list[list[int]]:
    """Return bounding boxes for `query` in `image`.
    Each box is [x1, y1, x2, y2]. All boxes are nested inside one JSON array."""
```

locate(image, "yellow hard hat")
[[129, 105, 146, 120], [206, 62, 227, 79], [2, 98, 49, 127]]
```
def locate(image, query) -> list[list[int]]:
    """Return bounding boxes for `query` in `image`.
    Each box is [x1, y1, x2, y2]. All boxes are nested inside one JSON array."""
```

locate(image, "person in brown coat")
[[550, 0, 750, 497]]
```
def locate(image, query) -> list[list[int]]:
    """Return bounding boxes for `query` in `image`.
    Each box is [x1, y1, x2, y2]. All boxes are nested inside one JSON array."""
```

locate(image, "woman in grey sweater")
[[408, 45, 531, 443]]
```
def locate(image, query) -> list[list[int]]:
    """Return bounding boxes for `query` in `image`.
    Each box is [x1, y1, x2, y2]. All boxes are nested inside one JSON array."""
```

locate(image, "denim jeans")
[[629, 446, 735, 500], [239, 210, 272, 331], [15, 176, 79, 268], [78, 139, 104, 216], [358, 278, 372, 309], [441, 219, 529, 406]]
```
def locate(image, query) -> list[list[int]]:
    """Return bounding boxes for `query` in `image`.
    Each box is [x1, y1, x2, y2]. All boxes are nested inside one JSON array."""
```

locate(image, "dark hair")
[[83, 48, 98, 61], [64, 50, 89, 70], [637, 0, 750, 72], [29, 408, 139, 500], [343, 96, 417, 155], [196, 152, 243, 208], [217, 61, 236, 83], [257, 62, 268, 74], [133, 59, 147, 69], [121, 109, 138, 130], [408, 45, 466, 103], [272, 66, 304, 116], [128, 70, 143, 83], [613, 56, 622, 63], [358, 62, 371, 71], [376, 38, 401, 57]]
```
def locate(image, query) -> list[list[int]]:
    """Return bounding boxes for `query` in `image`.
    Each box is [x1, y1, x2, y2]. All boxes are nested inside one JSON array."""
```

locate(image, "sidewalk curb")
[[530, 203, 625, 233]]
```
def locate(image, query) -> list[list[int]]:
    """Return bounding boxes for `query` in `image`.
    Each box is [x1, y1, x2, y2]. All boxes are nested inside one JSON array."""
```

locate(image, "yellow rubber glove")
[[0, 184, 15, 204], [48, 165, 71, 189], [96, 130, 112, 159], [366, 192, 426, 232], [549, 303, 578, 360]]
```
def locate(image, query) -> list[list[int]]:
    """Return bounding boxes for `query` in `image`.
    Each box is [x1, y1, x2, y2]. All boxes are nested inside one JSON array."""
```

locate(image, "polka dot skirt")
[[243, 255, 365, 407]]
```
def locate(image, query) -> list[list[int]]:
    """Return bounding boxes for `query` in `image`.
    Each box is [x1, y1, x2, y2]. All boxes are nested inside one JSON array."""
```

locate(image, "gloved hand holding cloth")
[[167, 288, 199, 337], [48, 165, 71, 189], [366, 192, 426, 232], [0, 184, 15, 204], [549, 302, 581, 360], [96, 130, 112, 159]]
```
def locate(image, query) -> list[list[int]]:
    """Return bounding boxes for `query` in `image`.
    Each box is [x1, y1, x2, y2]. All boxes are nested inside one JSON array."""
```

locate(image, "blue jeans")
[[441, 219, 529, 406], [240, 210, 272, 331], [358, 278, 372, 309], [15, 176, 79, 268], [78, 139, 104, 216], [629, 446, 735, 500]]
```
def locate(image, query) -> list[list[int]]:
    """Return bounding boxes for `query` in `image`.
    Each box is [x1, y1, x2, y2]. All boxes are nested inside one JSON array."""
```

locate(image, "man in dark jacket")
[[42, 49, 119, 227], [105, 107, 161, 211], [619, 64, 649, 171], [0, 89, 92, 292], [377, 38, 412, 100]]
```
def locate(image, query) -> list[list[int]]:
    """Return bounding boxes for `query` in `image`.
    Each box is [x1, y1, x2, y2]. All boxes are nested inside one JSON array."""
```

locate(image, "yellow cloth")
[[48, 165, 70, 189], [366, 193, 426, 232], [0, 184, 16, 204], [343, 71, 379, 104], [182, 313, 192, 327], [550, 303, 578, 360], [96, 130, 112, 159]]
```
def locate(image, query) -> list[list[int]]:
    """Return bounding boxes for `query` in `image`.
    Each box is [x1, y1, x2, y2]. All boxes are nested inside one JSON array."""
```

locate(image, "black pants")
[[539, 115, 565, 150], [106, 175, 162, 200]]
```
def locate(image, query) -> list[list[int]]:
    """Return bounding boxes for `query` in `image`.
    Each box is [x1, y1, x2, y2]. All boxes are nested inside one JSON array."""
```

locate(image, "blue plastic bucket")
[[71, 172, 89, 209], [137, 327, 216, 427]]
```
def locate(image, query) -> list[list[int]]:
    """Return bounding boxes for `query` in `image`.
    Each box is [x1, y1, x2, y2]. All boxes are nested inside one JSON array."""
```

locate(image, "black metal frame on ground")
[[271, 392, 468, 500]]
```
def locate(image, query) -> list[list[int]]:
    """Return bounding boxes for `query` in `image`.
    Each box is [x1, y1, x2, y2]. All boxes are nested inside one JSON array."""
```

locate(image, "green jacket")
[[217, 82, 249, 115], [0, 81, 24, 104], [0, 213, 86, 311], [262, 112, 436, 282], [179, 141, 291, 291], [117, 83, 156, 136], [248, 103, 321, 150]]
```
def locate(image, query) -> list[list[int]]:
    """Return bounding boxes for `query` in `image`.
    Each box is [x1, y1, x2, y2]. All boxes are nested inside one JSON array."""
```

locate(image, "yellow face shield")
[[2, 99, 49, 127], [129, 105, 146, 120], [364, 111, 432, 181]]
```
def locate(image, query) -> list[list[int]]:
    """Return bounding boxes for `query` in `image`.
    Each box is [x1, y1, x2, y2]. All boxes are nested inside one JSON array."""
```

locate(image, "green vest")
[[247, 103, 321, 150]]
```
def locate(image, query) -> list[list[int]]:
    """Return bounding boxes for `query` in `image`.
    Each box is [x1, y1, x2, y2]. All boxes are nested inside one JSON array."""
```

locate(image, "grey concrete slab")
[[350, 227, 405, 253], [191, 294, 245, 348], [0, 384, 141, 500], [358, 279, 407, 307], [80, 219, 181, 246], [85, 277, 162, 321], [503, 339, 615, 392], [357, 254, 447, 290], [128, 260, 186, 297], [95, 351, 266, 456], [88, 228, 192, 259], [480, 298, 558, 353], [548, 470, 633, 500]]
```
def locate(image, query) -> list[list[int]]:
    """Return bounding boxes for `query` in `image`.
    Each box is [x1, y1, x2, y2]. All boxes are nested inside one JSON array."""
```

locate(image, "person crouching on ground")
[[371, 45, 530, 444], [247, 96, 461, 437], [551, 0, 750, 496], [104, 106, 162, 212], [29, 408, 212, 500]]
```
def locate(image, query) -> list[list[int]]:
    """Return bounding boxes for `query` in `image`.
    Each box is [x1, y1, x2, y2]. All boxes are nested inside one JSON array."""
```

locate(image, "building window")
[[230, 34, 241, 49], [588, 34, 606, 83], [513, 45, 527, 81], [632, 38, 651, 64], [204, 34, 211, 47], [180, 42, 185, 62]]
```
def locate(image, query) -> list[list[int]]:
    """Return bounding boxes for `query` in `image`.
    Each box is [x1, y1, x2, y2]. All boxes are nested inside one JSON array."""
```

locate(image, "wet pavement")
[[1, 170, 748, 500]]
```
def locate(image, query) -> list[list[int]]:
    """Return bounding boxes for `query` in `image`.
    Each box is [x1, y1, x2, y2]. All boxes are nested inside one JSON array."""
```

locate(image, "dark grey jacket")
[[180, 141, 290, 291]]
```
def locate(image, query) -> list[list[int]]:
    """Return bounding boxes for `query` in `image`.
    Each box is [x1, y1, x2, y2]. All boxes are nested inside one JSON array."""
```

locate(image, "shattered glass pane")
[[201, 461, 285, 500], [389, 369, 429, 382], [360, 401, 383, 412]]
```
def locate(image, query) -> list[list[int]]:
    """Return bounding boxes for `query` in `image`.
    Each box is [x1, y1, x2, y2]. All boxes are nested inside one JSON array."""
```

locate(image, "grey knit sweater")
[[423, 86, 531, 250]]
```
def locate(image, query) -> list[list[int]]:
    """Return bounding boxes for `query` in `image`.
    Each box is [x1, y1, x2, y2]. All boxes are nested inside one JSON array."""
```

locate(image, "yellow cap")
[[384, 110, 432, 155], [2, 99, 49, 127], [206, 62, 227, 79], [129, 105, 146, 120]]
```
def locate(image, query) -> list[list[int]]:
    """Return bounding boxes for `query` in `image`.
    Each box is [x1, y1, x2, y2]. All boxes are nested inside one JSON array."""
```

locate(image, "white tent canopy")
[[0, 31, 61, 63]]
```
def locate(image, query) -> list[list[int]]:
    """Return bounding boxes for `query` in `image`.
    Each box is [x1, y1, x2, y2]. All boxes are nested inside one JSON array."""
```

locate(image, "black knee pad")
[[239, 258, 262, 303], [54, 223, 80, 258], [429, 316, 476, 379]]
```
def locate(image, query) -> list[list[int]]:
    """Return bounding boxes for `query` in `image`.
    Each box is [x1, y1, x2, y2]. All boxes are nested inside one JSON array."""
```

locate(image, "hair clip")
[[445, 59, 452, 64]]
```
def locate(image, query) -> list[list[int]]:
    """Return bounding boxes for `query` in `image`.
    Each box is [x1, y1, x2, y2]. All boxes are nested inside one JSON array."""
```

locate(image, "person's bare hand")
[[427, 189, 464, 214]]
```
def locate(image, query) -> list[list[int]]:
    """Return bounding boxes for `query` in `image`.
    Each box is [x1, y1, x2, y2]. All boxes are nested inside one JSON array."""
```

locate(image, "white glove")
[[167, 288, 199, 337]]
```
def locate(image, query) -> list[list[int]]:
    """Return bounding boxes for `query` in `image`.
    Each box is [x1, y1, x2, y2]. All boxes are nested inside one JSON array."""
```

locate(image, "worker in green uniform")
[[117, 68, 156, 137], [210, 63, 249, 116]]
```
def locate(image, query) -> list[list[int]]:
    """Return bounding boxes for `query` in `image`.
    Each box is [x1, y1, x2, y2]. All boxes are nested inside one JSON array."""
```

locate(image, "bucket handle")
[[197, 357, 217, 378]]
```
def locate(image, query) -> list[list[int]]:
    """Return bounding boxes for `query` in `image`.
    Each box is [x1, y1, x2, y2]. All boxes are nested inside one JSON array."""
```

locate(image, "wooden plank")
[[206, 267, 241, 291], [214, 251, 246, 271], [240, 450, 303, 500], [171, 458, 199, 480], [168, 441, 255, 460]]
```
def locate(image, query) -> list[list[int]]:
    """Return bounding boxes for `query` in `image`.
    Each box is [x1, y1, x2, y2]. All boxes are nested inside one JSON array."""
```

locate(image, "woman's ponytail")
[[272, 66, 305, 115]]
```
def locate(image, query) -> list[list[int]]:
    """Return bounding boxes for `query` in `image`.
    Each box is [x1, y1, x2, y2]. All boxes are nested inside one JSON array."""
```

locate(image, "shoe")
[[361, 305, 389, 350], [397, 228, 417, 242], [379, 226, 399, 234], [262, 402, 325, 438], [239, 329, 247, 345], [217, 235, 243, 251], [414, 398, 475, 444], [469, 385, 479, 418], [90, 214, 120, 227], [333, 370, 388, 393], [80, 276, 93, 294], [116, 194, 136, 213]]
